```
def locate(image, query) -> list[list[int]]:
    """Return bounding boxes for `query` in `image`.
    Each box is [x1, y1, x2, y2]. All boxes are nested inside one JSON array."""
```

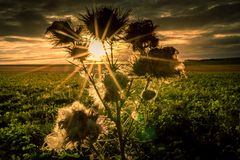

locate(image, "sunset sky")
[[0, 0, 239, 64]]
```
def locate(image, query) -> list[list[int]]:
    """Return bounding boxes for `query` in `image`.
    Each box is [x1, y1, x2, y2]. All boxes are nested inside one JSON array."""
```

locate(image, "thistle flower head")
[[43, 101, 105, 151], [132, 47, 186, 77]]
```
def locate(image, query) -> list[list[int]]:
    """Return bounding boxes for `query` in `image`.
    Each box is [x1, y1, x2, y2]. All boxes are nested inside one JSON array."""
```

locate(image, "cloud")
[[0, 9, 49, 36], [0, 0, 239, 64], [172, 31, 240, 59], [0, 36, 66, 64], [154, 3, 240, 30], [0, 0, 123, 37]]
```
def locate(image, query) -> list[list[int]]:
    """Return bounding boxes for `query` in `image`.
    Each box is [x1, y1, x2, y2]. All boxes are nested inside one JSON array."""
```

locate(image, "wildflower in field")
[[43, 101, 105, 151], [132, 46, 185, 77]]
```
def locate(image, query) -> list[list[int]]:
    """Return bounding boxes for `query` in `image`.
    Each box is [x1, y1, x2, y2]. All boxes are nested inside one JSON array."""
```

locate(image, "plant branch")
[[67, 60, 115, 122], [124, 77, 151, 140], [116, 101, 125, 160], [89, 142, 104, 160], [110, 42, 114, 67], [102, 41, 112, 69]]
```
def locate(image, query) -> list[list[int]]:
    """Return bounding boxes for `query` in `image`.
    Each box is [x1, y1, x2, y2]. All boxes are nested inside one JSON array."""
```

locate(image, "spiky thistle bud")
[[103, 72, 129, 102]]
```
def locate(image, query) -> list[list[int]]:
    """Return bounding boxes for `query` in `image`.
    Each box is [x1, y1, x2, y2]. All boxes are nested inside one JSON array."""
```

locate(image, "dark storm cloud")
[[155, 2, 240, 30], [190, 33, 240, 48], [213, 36, 240, 46], [0, 0, 71, 36], [1, 0, 239, 35], [173, 30, 240, 59], [0, 2, 49, 36], [0, 0, 121, 37], [0, 0, 239, 60]]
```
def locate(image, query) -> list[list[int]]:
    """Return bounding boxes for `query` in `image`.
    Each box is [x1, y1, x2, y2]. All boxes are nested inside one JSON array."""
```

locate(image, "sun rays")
[[44, 4, 185, 107], [55, 66, 80, 90], [88, 39, 110, 61], [79, 63, 94, 97], [14, 61, 66, 77], [105, 64, 125, 98], [50, 16, 175, 102], [42, 6, 188, 159]]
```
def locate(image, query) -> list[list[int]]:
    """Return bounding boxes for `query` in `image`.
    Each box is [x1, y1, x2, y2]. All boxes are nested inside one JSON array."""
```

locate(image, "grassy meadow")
[[0, 63, 240, 159]]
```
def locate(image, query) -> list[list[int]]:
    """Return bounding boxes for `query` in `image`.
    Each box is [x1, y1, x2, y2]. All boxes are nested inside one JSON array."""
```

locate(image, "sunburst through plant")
[[87, 39, 110, 61], [44, 6, 186, 159]]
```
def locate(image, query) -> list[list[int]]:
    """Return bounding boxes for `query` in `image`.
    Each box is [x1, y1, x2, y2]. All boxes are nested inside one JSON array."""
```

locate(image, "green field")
[[0, 72, 240, 159]]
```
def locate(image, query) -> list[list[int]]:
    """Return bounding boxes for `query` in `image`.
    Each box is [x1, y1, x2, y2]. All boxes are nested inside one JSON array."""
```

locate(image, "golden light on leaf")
[[88, 39, 110, 61]]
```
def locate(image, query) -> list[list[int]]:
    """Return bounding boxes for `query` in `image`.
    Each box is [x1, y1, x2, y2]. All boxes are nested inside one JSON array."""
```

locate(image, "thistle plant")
[[43, 102, 103, 151], [43, 6, 185, 159]]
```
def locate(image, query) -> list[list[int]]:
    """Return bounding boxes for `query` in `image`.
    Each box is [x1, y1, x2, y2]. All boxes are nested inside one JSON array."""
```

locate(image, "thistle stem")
[[116, 101, 125, 160], [81, 61, 115, 121], [68, 60, 115, 121], [110, 42, 114, 67], [89, 142, 104, 160], [102, 41, 112, 69], [124, 78, 151, 139]]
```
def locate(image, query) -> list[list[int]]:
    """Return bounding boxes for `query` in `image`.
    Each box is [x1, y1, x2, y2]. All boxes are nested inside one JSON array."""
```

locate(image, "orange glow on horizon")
[[0, 36, 67, 64]]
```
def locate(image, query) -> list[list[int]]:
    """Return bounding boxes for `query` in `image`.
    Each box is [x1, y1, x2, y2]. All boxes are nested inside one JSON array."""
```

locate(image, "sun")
[[88, 39, 110, 61]]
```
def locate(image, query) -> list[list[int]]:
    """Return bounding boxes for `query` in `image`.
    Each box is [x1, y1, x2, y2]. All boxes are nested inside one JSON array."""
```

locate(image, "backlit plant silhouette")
[[44, 6, 185, 159]]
